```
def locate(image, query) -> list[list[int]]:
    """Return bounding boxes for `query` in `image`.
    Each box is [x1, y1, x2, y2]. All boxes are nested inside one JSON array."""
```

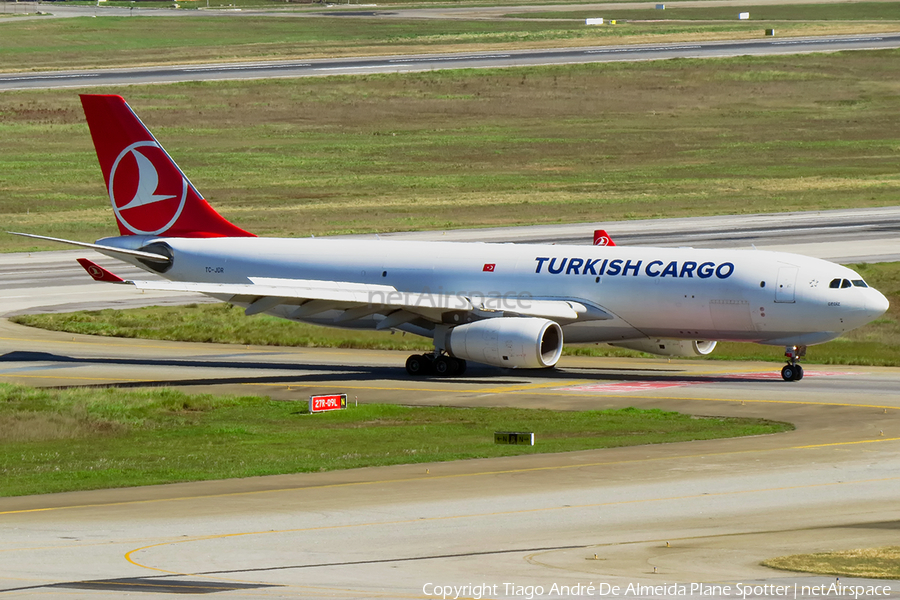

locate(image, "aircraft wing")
[[77, 260, 612, 326]]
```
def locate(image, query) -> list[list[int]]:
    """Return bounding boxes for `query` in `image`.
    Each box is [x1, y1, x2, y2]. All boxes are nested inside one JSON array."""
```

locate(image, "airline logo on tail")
[[110, 141, 188, 235], [80, 94, 255, 239]]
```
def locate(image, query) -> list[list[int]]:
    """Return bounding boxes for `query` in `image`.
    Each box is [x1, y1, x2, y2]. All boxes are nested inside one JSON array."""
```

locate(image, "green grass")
[[2, 50, 900, 252], [763, 547, 900, 580], [5, 15, 832, 73], [0, 383, 792, 496], [54, 0, 298, 6], [0, 13, 895, 75], [511, 3, 900, 21], [0, 16, 622, 71], [11, 262, 900, 366]]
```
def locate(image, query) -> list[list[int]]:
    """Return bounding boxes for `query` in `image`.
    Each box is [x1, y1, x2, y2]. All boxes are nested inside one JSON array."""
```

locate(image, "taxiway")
[[1, 319, 899, 598]]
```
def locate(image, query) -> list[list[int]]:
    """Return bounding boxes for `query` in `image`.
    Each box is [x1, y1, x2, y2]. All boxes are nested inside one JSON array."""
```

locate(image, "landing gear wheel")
[[405, 354, 432, 376], [782, 345, 807, 382], [433, 356, 459, 377], [781, 364, 796, 382], [455, 359, 467, 377]]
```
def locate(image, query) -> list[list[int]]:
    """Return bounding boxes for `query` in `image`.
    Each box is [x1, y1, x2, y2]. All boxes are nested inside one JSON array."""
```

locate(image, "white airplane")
[[12, 95, 890, 381]]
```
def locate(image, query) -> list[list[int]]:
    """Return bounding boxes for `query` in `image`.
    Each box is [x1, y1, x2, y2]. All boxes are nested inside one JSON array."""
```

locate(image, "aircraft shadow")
[[0, 350, 517, 387], [0, 350, 785, 390]]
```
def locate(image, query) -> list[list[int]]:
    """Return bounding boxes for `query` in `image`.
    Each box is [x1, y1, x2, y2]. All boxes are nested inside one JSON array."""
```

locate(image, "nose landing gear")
[[781, 345, 806, 381]]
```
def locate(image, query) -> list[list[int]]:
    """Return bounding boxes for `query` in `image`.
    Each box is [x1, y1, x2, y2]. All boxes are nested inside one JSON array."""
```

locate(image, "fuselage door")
[[774, 266, 798, 303]]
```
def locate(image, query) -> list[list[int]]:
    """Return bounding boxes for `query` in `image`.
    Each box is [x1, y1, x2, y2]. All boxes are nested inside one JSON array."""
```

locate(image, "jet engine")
[[610, 338, 717, 357], [445, 317, 563, 369], [136, 242, 174, 273]]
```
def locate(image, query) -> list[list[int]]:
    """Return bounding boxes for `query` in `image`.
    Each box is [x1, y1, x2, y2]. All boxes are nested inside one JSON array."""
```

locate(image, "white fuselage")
[[101, 236, 889, 347]]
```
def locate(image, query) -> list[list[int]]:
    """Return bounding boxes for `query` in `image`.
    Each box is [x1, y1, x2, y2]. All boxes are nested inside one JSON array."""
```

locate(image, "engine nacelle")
[[445, 317, 563, 369], [610, 338, 717, 357]]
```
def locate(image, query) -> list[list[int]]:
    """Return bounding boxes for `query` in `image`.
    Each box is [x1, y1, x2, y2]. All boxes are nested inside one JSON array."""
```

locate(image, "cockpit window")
[[830, 278, 863, 289]]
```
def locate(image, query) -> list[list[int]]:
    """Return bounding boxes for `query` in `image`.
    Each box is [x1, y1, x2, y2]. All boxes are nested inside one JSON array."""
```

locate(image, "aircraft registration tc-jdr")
[[13, 95, 890, 381]]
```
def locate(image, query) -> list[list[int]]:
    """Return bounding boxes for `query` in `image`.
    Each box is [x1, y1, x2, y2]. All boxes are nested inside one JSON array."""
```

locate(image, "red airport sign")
[[309, 393, 348, 413]]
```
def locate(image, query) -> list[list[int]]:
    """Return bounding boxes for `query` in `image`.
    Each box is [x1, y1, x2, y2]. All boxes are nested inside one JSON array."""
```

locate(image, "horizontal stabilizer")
[[8, 232, 171, 263], [76, 258, 126, 283]]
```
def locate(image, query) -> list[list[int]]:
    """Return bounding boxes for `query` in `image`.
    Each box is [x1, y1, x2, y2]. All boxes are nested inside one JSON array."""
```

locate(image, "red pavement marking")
[[564, 382, 694, 393]]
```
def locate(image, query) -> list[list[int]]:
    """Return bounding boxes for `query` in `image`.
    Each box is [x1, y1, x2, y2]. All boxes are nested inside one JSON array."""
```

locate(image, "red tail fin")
[[593, 229, 615, 246], [80, 95, 254, 238]]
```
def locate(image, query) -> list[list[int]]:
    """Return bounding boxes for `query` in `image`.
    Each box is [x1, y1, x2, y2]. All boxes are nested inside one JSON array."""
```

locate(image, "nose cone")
[[866, 289, 890, 320]]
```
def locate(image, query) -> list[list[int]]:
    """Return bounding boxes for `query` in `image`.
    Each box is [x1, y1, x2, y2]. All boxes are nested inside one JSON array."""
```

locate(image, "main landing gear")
[[405, 353, 467, 377], [781, 345, 806, 381]]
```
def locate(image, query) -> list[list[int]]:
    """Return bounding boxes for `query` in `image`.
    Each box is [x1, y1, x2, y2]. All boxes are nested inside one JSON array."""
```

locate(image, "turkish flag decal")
[[483, 263, 496, 272]]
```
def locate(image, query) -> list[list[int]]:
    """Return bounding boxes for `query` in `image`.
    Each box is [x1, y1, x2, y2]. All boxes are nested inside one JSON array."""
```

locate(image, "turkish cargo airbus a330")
[[12, 95, 890, 381]]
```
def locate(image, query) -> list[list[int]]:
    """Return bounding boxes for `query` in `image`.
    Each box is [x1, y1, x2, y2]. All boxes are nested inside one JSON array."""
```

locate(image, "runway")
[[2, 33, 899, 91], [1, 319, 900, 598]]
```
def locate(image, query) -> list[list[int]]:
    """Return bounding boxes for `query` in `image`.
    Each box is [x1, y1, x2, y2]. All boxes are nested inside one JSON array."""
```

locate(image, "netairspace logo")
[[367, 287, 533, 311], [422, 582, 893, 600]]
